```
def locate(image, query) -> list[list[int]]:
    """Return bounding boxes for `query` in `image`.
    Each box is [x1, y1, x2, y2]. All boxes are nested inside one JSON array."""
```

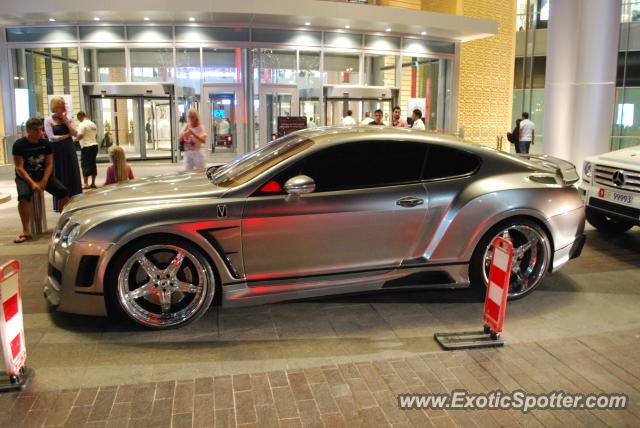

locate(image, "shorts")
[[81, 145, 99, 177], [182, 150, 206, 172], [16, 176, 69, 202]]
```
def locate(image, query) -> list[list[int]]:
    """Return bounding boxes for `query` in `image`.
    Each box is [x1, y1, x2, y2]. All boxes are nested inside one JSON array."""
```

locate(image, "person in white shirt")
[[341, 110, 356, 126], [75, 111, 99, 188], [411, 109, 426, 130], [518, 112, 535, 154], [360, 112, 374, 125]]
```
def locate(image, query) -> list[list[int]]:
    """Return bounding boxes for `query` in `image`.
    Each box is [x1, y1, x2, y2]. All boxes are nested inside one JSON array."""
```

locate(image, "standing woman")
[[44, 96, 82, 208], [179, 108, 207, 171]]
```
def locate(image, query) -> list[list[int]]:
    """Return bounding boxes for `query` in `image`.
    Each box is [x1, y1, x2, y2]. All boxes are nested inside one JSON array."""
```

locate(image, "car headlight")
[[54, 219, 71, 244], [583, 162, 593, 181], [60, 223, 81, 248]]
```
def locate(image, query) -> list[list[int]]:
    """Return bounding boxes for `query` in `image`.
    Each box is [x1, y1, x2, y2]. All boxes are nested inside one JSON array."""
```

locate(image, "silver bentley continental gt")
[[44, 128, 586, 329]]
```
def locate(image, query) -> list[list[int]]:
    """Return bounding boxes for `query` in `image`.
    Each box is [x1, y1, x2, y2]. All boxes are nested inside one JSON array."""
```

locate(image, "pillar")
[[544, 0, 621, 169]]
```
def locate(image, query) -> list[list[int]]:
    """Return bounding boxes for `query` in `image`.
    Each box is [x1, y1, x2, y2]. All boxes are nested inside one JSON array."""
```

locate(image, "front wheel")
[[110, 237, 216, 329], [585, 207, 635, 234], [470, 219, 552, 300]]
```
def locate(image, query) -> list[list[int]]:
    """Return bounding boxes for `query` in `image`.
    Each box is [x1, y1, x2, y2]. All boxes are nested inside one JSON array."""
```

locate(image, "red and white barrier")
[[483, 237, 514, 334], [0, 260, 26, 376]]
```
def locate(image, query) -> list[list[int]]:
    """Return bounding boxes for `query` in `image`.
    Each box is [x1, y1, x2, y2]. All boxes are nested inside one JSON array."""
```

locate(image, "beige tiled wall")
[[421, 0, 516, 149]]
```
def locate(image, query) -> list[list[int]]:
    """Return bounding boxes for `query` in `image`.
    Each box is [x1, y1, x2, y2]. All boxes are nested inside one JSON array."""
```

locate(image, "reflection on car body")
[[44, 127, 586, 329]]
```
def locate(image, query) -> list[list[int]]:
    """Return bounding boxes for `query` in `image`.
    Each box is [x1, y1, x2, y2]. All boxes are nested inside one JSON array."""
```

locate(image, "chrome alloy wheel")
[[116, 244, 212, 328], [481, 224, 550, 298]]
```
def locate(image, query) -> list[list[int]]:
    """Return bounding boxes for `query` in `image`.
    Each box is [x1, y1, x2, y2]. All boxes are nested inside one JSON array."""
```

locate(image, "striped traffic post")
[[0, 260, 35, 392]]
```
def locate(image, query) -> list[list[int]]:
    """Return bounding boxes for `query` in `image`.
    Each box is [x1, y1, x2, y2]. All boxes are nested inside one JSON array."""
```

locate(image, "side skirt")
[[221, 263, 470, 307]]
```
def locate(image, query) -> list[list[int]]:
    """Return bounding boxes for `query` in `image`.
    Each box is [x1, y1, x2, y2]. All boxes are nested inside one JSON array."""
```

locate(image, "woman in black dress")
[[44, 96, 82, 209]]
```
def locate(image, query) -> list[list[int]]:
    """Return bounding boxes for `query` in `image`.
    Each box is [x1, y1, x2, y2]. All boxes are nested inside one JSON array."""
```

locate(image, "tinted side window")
[[423, 145, 480, 180], [261, 141, 427, 194]]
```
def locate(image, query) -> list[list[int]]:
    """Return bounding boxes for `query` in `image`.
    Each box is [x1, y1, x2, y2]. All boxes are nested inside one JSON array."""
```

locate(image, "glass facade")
[[4, 25, 454, 163], [514, 0, 640, 150]]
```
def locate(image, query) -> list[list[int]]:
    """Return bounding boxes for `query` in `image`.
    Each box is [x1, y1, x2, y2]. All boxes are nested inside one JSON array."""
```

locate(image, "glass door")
[[202, 83, 245, 164], [91, 97, 141, 160], [90, 95, 173, 160], [259, 84, 299, 147], [143, 99, 172, 158]]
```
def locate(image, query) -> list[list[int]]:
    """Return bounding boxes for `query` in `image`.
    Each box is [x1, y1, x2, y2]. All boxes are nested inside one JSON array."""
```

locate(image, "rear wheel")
[[470, 218, 551, 300], [110, 237, 215, 329], [586, 207, 635, 233]]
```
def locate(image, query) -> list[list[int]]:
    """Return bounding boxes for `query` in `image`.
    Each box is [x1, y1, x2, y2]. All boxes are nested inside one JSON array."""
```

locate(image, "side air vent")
[[75, 256, 99, 287]]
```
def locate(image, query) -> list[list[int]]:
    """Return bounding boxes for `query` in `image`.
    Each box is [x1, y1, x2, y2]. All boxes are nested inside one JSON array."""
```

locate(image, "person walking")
[[13, 118, 70, 243], [391, 106, 408, 128], [518, 112, 535, 154], [104, 146, 135, 185], [368, 109, 385, 126], [410, 109, 426, 130], [341, 110, 356, 126], [75, 111, 99, 189], [508, 118, 522, 153], [44, 96, 82, 209], [179, 108, 207, 171]]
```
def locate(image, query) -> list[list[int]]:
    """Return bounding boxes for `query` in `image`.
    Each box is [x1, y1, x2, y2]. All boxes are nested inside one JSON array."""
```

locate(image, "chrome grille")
[[594, 164, 640, 194]]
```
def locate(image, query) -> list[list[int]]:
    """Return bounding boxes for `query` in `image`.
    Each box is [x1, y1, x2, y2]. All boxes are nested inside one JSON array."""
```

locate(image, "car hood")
[[585, 146, 640, 169], [65, 171, 225, 213]]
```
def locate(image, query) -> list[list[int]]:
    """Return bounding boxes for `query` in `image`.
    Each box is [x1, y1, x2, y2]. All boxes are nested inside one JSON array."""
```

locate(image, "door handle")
[[396, 197, 424, 208]]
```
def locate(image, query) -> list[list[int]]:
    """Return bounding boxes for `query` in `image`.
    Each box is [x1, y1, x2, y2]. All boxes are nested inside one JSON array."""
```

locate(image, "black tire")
[[585, 207, 635, 234], [470, 218, 552, 300], [106, 235, 216, 329]]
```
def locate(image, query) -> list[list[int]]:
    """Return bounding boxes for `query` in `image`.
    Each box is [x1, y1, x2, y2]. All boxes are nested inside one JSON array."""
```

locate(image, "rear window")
[[423, 145, 480, 180]]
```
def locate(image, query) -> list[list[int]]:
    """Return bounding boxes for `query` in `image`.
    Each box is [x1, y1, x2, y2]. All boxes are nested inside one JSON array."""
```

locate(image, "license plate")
[[598, 188, 634, 205]]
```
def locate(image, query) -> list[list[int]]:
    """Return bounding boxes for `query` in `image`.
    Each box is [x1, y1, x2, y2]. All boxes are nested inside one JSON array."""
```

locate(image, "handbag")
[[179, 139, 184, 152]]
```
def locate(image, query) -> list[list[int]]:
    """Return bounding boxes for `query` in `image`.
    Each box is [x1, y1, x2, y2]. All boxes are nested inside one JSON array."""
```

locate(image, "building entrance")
[[83, 83, 175, 161], [324, 86, 398, 126], [202, 83, 246, 164], [258, 84, 299, 147]]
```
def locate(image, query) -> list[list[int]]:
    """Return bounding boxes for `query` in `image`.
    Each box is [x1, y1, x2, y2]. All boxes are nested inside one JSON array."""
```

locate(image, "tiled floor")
[[0, 162, 639, 426]]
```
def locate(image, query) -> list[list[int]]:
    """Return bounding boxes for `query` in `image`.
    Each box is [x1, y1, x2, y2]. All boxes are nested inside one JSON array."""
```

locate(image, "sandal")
[[90, 184, 97, 189], [14, 234, 32, 244]]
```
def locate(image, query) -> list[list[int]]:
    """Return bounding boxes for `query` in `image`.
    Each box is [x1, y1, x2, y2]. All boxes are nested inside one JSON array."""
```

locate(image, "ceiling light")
[[305, 22, 310, 26], [385, 28, 391, 32], [421, 31, 427, 36], [345, 25, 351, 29], [93, 17, 100, 21], [188, 17, 195, 22], [143, 17, 150, 21], [49, 18, 56, 22]]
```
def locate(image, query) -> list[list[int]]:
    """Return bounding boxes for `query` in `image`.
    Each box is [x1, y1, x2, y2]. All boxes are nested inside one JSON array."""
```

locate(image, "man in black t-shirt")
[[369, 109, 385, 126], [13, 117, 69, 243]]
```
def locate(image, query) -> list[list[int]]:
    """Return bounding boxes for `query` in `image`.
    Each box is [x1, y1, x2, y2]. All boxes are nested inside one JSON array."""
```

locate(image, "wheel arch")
[[101, 230, 226, 317]]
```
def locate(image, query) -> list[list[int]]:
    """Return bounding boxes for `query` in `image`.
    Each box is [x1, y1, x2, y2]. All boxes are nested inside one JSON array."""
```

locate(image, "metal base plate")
[[434, 331, 504, 350], [0, 367, 35, 393]]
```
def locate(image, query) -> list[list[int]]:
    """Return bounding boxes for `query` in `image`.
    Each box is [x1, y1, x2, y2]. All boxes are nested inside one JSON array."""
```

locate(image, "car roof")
[[294, 126, 545, 172]]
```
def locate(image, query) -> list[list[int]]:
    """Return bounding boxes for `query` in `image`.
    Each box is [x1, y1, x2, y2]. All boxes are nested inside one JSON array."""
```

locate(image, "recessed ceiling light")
[[143, 17, 150, 21], [385, 28, 391, 32], [345, 25, 351, 29], [93, 17, 100, 21], [305, 22, 311, 26], [188, 17, 195, 22], [49, 18, 56, 22], [421, 31, 427, 36]]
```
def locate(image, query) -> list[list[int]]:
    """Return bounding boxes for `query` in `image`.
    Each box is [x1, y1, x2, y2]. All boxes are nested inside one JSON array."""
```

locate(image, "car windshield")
[[207, 134, 314, 188]]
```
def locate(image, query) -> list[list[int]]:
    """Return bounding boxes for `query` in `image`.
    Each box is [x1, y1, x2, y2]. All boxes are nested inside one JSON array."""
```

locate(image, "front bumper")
[[43, 238, 113, 317]]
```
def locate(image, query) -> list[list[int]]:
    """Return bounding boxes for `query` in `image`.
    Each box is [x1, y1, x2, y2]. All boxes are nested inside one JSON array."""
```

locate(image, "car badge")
[[217, 205, 227, 218], [598, 188, 605, 198], [612, 171, 625, 187]]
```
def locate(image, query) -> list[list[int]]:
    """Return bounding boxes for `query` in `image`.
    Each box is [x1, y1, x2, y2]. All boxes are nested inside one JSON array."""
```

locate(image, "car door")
[[241, 140, 429, 281]]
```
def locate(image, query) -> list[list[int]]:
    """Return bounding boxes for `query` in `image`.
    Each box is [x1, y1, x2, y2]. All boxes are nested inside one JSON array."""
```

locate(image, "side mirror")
[[284, 175, 316, 195]]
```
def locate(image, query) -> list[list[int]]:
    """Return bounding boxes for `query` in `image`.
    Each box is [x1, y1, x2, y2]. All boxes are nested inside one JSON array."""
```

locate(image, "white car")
[[581, 146, 640, 233]]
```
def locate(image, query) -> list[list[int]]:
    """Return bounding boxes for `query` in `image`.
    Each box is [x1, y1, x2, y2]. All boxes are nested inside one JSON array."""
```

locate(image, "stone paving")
[[0, 162, 639, 426]]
